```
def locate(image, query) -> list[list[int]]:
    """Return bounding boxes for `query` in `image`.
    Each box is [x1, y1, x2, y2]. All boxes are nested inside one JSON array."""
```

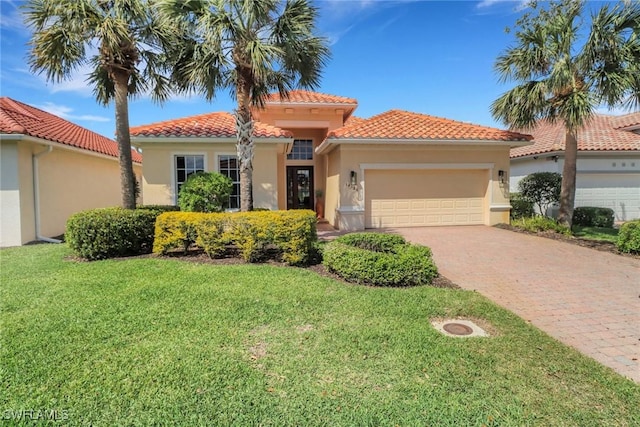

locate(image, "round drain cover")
[[442, 322, 473, 336]]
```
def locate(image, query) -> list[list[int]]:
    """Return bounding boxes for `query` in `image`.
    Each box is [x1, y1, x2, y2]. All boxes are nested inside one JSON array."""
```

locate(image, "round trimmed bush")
[[616, 220, 640, 254], [178, 172, 233, 212], [510, 192, 534, 220], [323, 233, 438, 287], [66, 207, 158, 260], [572, 206, 615, 228], [334, 232, 407, 252]]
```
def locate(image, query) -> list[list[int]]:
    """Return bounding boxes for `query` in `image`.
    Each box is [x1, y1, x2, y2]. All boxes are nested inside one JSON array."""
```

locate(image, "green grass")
[[2, 244, 639, 426], [572, 226, 619, 243]]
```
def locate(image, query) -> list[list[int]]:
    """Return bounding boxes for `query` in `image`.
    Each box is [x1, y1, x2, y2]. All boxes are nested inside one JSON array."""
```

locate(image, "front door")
[[287, 166, 314, 210]]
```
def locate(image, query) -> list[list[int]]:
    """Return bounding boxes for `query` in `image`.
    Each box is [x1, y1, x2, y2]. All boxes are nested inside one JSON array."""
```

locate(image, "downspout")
[[32, 146, 62, 243]]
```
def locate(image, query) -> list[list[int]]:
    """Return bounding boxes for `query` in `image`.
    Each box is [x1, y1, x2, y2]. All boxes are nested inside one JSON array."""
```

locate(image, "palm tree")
[[158, 0, 330, 211], [25, 0, 174, 209], [491, 0, 640, 227]]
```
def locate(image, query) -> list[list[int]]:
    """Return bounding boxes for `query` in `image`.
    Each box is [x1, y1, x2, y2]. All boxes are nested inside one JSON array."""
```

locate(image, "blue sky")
[[0, 0, 630, 139]]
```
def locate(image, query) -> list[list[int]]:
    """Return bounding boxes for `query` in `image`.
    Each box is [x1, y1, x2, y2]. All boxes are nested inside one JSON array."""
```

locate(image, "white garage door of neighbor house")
[[576, 174, 640, 221], [365, 169, 488, 228]]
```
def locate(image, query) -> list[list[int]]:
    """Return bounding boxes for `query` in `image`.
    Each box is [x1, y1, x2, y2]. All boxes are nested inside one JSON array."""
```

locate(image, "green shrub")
[[518, 172, 562, 216], [510, 192, 534, 220], [177, 172, 233, 212], [323, 233, 437, 287], [511, 216, 571, 235], [153, 212, 209, 254], [153, 210, 317, 265], [572, 207, 615, 228], [334, 232, 406, 252], [138, 205, 180, 213], [616, 220, 640, 254], [66, 208, 158, 260], [196, 214, 228, 258]]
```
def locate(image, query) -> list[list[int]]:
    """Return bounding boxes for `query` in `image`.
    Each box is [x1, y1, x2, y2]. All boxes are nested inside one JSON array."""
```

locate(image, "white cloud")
[[476, 0, 500, 7], [36, 102, 110, 123], [0, 1, 29, 35], [48, 73, 95, 97], [318, 0, 398, 45], [476, 0, 529, 11]]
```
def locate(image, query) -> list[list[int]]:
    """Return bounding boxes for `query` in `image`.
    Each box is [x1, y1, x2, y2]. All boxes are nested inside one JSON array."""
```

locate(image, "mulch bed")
[[494, 223, 639, 259], [81, 248, 459, 289]]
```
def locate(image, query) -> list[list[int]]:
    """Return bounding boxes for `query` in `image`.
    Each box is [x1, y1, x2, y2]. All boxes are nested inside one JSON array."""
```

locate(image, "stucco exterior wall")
[[256, 108, 345, 132], [18, 142, 36, 244], [139, 142, 280, 210], [511, 154, 640, 220], [324, 148, 341, 227], [1, 141, 23, 246], [36, 144, 142, 238], [329, 144, 512, 228], [253, 145, 279, 209], [510, 157, 562, 191], [1, 139, 142, 246]]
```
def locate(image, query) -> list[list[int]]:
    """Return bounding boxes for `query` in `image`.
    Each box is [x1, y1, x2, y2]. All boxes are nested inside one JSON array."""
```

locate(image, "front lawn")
[[2, 244, 639, 426], [572, 225, 619, 243]]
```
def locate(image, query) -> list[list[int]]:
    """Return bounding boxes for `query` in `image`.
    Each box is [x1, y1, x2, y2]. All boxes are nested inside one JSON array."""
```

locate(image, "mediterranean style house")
[[131, 90, 532, 231], [510, 112, 640, 221], [0, 97, 142, 247]]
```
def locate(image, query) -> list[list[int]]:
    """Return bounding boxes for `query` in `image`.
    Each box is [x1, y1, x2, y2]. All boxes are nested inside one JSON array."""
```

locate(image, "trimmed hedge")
[[153, 210, 317, 265], [616, 220, 640, 254], [510, 192, 534, 220], [510, 216, 571, 235], [138, 205, 180, 213], [66, 208, 158, 260], [334, 232, 407, 252], [572, 207, 615, 228], [323, 233, 438, 287]]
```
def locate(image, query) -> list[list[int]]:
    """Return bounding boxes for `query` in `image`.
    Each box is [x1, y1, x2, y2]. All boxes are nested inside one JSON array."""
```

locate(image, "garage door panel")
[[365, 170, 488, 228], [575, 174, 640, 221]]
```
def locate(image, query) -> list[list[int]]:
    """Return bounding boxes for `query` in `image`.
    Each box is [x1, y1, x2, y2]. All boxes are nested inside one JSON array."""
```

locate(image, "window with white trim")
[[287, 139, 313, 160], [175, 155, 204, 201], [219, 155, 240, 210]]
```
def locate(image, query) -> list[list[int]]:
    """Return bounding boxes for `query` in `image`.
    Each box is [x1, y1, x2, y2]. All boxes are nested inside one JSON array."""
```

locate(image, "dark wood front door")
[[287, 166, 314, 210]]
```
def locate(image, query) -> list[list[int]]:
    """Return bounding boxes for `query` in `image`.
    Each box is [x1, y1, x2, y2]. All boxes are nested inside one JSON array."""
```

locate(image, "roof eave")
[[264, 101, 357, 109], [3, 133, 142, 164], [1, 133, 25, 141], [511, 149, 640, 160], [131, 135, 293, 146], [323, 137, 533, 147]]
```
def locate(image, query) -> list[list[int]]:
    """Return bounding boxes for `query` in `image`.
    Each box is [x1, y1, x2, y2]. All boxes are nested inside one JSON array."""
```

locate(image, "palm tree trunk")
[[113, 70, 137, 209], [235, 78, 254, 212], [557, 129, 577, 228]]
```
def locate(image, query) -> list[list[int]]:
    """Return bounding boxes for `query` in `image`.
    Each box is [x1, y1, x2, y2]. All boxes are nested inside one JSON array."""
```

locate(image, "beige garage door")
[[365, 169, 488, 228]]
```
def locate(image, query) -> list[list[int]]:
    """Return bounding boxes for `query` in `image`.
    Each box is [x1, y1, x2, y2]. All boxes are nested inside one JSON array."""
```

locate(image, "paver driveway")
[[391, 226, 640, 383]]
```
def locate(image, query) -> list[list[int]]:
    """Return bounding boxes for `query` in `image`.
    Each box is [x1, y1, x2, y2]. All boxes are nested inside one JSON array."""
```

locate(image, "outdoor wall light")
[[498, 169, 506, 184], [350, 170, 357, 186]]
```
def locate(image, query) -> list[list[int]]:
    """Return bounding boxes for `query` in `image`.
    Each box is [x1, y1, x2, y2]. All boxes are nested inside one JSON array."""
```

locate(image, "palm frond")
[[159, 0, 328, 107]]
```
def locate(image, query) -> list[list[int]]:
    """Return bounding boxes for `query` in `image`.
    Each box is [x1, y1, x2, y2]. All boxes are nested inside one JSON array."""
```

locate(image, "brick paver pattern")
[[389, 226, 640, 383]]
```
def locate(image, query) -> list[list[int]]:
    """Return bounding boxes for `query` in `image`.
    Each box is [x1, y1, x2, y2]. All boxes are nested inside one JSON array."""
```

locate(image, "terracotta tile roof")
[[510, 114, 640, 158], [130, 111, 292, 138], [265, 90, 358, 105], [0, 97, 142, 163], [328, 110, 532, 142], [609, 111, 640, 130], [343, 116, 366, 127]]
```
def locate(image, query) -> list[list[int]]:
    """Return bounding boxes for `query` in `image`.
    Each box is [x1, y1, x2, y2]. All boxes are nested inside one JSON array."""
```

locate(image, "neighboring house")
[[0, 97, 143, 247], [131, 90, 531, 231], [510, 113, 640, 221]]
